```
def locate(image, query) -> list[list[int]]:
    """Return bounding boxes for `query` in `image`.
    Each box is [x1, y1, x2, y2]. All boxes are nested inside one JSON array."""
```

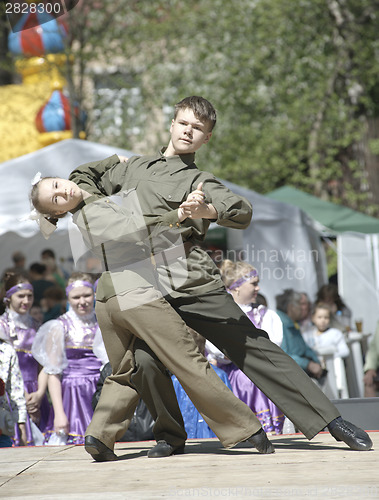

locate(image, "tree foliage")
[[2, 0, 379, 215], [107, 0, 379, 215]]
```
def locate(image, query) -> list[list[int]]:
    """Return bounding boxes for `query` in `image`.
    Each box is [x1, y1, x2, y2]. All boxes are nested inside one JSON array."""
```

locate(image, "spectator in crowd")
[[32, 272, 108, 445], [40, 249, 67, 292], [28, 263, 54, 307], [41, 286, 66, 323], [316, 284, 352, 332], [30, 304, 44, 325], [0, 272, 50, 445], [276, 289, 326, 382], [10, 251, 26, 274], [303, 303, 350, 361]]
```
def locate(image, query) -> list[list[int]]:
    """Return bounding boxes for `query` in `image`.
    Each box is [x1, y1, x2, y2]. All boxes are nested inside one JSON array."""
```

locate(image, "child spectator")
[[32, 272, 108, 445], [0, 272, 50, 445], [303, 303, 350, 360]]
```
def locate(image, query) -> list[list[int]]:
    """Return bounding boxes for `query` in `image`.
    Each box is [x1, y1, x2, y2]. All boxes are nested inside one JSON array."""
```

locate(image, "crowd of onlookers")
[[0, 248, 378, 448], [0, 249, 106, 448]]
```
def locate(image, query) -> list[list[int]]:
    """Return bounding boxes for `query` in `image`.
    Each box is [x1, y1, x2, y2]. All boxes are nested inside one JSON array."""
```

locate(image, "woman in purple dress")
[[32, 272, 108, 445], [206, 260, 285, 435], [0, 272, 50, 445]]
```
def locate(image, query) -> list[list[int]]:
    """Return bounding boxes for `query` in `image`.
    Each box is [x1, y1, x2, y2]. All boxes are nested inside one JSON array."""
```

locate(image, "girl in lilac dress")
[[206, 260, 285, 435], [0, 272, 50, 445], [32, 273, 108, 445]]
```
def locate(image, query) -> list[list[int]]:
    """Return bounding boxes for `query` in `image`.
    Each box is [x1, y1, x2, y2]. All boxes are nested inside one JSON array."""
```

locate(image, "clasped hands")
[[307, 360, 324, 379], [178, 182, 218, 222]]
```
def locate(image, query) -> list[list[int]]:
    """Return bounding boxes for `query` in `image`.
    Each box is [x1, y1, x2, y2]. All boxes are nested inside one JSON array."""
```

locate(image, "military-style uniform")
[[68, 159, 263, 450], [69, 151, 339, 448]]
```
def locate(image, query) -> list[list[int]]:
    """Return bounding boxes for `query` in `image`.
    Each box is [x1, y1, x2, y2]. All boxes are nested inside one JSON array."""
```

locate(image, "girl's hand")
[[18, 423, 27, 446], [117, 155, 129, 163], [25, 391, 42, 413], [53, 412, 69, 435]]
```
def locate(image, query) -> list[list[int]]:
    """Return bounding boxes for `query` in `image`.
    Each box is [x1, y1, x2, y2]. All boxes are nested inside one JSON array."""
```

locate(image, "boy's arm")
[[190, 175, 252, 229]]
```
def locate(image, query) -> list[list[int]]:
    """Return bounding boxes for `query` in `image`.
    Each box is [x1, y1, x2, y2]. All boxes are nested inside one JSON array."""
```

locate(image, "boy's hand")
[[178, 182, 218, 221], [185, 182, 205, 204], [117, 155, 129, 163]]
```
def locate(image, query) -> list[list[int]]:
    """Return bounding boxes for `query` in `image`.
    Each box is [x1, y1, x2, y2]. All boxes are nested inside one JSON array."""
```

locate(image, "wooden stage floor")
[[0, 432, 378, 499]]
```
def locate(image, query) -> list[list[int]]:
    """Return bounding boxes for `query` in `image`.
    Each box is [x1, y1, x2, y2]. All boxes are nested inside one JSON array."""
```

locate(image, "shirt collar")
[[70, 195, 100, 215], [157, 148, 196, 173]]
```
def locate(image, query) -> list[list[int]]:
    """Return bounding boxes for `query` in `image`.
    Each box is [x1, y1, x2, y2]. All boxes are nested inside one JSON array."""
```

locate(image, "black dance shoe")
[[247, 428, 275, 454], [328, 418, 373, 451], [84, 435, 118, 462], [147, 440, 185, 458]]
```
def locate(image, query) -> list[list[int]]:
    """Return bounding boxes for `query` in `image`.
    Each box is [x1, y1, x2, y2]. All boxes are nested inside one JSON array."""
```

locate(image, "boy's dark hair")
[[41, 249, 55, 259], [29, 262, 47, 275], [174, 96, 217, 131]]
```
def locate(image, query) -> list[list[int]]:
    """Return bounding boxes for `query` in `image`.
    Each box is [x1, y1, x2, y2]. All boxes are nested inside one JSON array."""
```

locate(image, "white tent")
[[0, 139, 134, 276], [267, 186, 379, 337], [0, 139, 327, 308]]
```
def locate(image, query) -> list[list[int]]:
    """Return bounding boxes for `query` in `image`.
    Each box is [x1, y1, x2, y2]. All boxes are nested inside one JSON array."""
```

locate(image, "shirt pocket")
[[156, 186, 188, 209]]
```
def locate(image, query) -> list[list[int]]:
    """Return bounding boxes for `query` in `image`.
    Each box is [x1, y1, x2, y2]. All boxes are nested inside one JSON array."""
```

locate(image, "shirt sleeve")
[[261, 309, 283, 346], [32, 320, 68, 375], [69, 154, 122, 196], [199, 175, 252, 229], [92, 327, 109, 367]]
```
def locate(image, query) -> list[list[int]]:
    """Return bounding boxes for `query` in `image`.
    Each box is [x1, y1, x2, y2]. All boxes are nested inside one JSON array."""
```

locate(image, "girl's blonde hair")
[[67, 272, 94, 286], [220, 259, 256, 289]]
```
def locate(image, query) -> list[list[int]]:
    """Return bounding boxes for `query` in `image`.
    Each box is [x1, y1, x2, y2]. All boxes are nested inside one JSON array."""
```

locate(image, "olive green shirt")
[[69, 150, 252, 300]]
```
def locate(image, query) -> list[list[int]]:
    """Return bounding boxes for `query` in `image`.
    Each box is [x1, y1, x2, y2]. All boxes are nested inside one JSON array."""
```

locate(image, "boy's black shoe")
[[328, 418, 373, 451], [147, 440, 185, 458], [247, 428, 275, 454], [84, 435, 118, 461]]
